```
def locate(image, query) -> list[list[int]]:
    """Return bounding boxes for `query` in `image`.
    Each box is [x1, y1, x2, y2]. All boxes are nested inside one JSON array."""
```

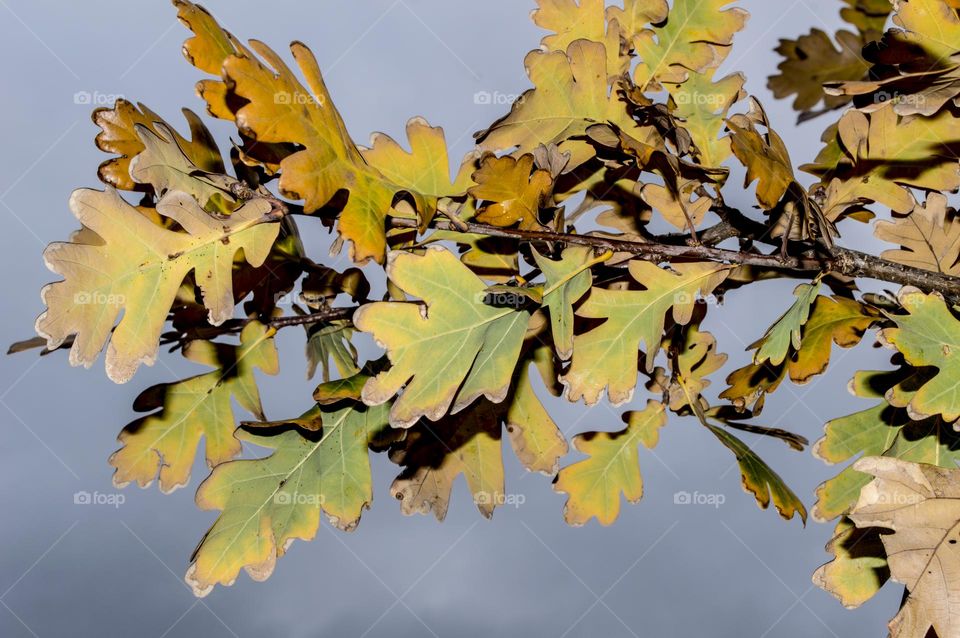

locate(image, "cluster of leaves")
[[15, 0, 960, 635]]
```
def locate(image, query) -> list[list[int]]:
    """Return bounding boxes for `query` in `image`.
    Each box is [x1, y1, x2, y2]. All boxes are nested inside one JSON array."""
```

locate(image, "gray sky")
[[0, 1, 903, 636]]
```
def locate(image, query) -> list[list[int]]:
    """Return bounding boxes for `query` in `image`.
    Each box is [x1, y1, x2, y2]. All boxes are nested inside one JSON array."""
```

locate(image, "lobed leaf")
[[36, 189, 282, 383]]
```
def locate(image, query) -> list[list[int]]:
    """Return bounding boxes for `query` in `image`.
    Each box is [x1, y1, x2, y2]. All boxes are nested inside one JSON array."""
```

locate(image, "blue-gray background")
[[0, 1, 902, 636]]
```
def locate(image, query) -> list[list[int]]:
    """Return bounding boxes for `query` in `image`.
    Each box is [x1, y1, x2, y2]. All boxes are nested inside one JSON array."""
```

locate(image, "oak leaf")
[[706, 423, 807, 522], [562, 261, 731, 405], [355, 247, 531, 427], [804, 106, 960, 216], [532, 246, 610, 360], [875, 193, 960, 275], [389, 400, 505, 520], [813, 518, 890, 609], [750, 282, 822, 367], [475, 39, 661, 169], [848, 457, 960, 638], [93, 98, 223, 192], [186, 397, 392, 596], [469, 154, 553, 230], [883, 289, 960, 423], [554, 400, 667, 526], [630, 0, 747, 90], [36, 189, 282, 383], [812, 367, 960, 522], [110, 321, 278, 493]]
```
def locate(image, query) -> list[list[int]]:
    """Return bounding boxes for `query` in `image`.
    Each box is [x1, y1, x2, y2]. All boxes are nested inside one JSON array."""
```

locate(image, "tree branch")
[[388, 218, 960, 302], [269, 307, 356, 328]]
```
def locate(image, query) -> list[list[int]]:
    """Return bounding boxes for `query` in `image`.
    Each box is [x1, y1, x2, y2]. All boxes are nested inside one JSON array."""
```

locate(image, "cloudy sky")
[[0, 1, 903, 636]]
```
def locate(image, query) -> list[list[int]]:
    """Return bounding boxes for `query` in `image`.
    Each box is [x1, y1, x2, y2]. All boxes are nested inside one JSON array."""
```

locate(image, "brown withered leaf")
[[849, 458, 960, 638], [804, 106, 960, 217], [469, 154, 554, 230], [875, 193, 960, 275], [726, 99, 795, 210], [825, 0, 960, 117], [769, 0, 890, 120], [770, 29, 871, 117]]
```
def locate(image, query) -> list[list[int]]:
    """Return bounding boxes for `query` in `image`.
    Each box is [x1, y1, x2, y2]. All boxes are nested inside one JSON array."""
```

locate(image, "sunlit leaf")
[[36, 189, 282, 383], [355, 247, 531, 427], [110, 321, 278, 493], [883, 288, 960, 422], [554, 400, 667, 526]]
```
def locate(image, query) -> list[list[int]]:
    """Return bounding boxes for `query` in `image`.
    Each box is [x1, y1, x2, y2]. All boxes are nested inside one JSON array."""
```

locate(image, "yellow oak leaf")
[[469, 154, 553, 230], [93, 99, 223, 192], [476, 39, 661, 169], [110, 321, 278, 493], [36, 189, 282, 383], [554, 400, 667, 526], [361, 116, 477, 229], [389, 400, 505, 520], [813, 518, 890, 609], [631, 0, 748, 90]]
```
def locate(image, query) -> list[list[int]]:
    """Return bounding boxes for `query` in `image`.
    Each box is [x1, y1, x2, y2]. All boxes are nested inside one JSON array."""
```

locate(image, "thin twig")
[[268, 307, 356, 328]]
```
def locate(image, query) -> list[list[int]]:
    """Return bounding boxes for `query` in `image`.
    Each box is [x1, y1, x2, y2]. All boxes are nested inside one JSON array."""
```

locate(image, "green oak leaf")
[[110, 321, 279, 493], [355, 247, 531, 427], [533, 246, 611, 360], [883, 289, 960, 423], [186, 397, 391, 596], [562, 261, 731, 405], [751, 281, 821, 366]]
